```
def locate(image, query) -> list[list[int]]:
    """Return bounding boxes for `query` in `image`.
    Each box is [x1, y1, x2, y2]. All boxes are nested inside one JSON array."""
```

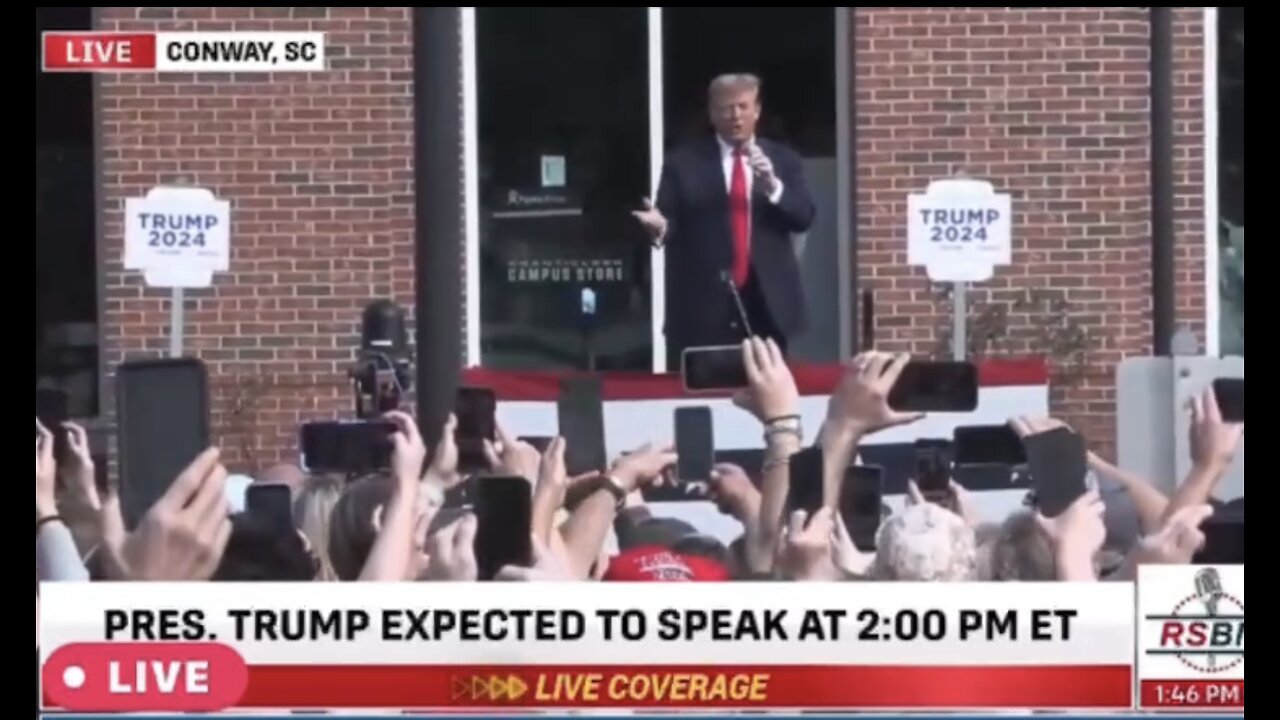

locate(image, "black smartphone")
[[1212, 378, 1244, 423], [300, 420, 396, 475], [887, 361, 979, 412], [518, 435, 554, 453], [674, 406, 715, 481], [35, 387, 71, 461], [455, 387, 497, 472], [681, 345, 748, 392], [840, 465, 883, 553], [953, 424, 1027, 466], [557, 377, 607, 476], [785, 446, 824, 516], [115, 358, 211, 528], [861, 289, 876, 351], [1024, 427, 1089, 518], [913, 439, 953, 493], [472, 475, 534, 580], [246, 484, 294, 529]]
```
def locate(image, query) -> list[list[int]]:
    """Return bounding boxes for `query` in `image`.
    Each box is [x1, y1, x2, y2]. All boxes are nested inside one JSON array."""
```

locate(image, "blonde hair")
[[293, 474, 344, 582], [983, 510, 1056, 581], [873, 503, 977, 581]]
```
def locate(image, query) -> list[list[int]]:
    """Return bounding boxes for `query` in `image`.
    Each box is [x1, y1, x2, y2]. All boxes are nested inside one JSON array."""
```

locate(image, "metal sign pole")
[[952, 281, 967, 360], [170, 287, 185, 357], [167, 176, 192, 358]]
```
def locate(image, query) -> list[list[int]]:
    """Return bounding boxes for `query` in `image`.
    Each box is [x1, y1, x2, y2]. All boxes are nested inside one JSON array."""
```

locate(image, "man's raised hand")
[[632, 198, 667, 247]]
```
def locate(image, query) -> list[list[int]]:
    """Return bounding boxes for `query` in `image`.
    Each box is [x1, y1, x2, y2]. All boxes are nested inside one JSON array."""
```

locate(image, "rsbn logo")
[[1145, 568, 1244, 674]]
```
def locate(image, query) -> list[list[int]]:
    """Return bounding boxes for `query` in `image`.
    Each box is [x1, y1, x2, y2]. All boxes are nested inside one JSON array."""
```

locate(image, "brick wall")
[[97, 7, 415, 469], [854, 7, 1207, 454], [96, 7, 1210, 468]]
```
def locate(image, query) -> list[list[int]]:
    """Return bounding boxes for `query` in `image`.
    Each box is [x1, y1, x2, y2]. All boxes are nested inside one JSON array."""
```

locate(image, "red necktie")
[[728, 147, 750, 287]]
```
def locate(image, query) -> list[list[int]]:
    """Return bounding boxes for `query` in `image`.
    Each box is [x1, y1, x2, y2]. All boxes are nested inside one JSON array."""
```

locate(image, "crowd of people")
[[35, 338, 1243, 585]]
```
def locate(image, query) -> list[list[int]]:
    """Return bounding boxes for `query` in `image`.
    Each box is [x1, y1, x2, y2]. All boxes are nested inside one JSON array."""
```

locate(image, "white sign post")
[[124, 185, 231, 357], [907, 178, 1012, 360]]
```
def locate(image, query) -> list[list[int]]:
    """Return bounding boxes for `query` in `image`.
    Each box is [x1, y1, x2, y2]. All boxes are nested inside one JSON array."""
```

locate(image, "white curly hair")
[[873, 502, 978, 581]]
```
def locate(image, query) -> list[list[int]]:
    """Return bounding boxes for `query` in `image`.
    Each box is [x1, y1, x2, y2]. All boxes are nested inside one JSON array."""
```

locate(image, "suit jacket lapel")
[[703, 135, 727, 205]]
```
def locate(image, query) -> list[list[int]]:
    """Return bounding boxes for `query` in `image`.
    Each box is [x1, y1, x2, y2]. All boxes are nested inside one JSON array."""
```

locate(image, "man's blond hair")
[[708, 73, 761, 100]]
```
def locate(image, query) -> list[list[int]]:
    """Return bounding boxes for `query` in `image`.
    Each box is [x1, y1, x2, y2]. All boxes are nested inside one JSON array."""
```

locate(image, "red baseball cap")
[[602, 545, 730, 581]]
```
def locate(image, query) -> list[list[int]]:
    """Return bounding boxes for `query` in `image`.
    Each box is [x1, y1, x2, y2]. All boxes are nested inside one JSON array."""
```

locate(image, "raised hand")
[[484, 424, 541, 483], [1188, 387, 1243, 472], [746, 143, 779, 196], [778, 507, 840, 581], [61, 422, 101, 511], [732, 337, 799, 423], [826, 352, 925, 436], [422, 513, 479, 582], [99, 447, 232, 581], [631, 198, 668, 247], [36, 420, 57, 521], [385, 411, 427, 486], [609, 442, 678, 493]]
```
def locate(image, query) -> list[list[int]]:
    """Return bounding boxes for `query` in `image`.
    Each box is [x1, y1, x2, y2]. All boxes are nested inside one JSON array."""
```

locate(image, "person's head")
[[707, 73, 762, 146], [327, 475, 395, 581], [257, 464, 306, 495], [603, 545, 730, 581], [982, 510, 1056, 581], [873, 503, 977, 581], [213, 513, 317, 581], [293, 474, 344, 581]]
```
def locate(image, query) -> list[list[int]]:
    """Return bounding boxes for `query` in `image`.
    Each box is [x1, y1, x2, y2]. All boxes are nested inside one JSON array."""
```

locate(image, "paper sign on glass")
[[541, 155, 566, 188]]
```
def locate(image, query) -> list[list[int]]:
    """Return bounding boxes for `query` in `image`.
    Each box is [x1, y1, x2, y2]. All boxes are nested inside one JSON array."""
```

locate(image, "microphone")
[[1193, 567, 1223, 669], [1194, 568, 1223, 616], [720, 270, 754, 338]]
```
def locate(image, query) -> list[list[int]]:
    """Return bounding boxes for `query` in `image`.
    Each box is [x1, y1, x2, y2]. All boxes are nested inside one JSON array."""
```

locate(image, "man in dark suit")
[[634, 73, 816, 371]]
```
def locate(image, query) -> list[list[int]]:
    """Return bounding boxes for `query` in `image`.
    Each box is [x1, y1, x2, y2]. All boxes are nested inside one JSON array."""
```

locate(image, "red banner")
[[41, 645, 1133, 712], [233, 665, 1130, 710], [1140, 680, 1244, 710]]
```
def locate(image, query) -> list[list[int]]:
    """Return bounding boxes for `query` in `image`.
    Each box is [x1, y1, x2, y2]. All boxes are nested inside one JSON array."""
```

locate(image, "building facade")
[[36, 7, 1240, 470]]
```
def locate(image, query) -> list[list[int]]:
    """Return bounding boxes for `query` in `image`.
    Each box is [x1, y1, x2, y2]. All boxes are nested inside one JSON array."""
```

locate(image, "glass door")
[[471, 7, 656, 372]]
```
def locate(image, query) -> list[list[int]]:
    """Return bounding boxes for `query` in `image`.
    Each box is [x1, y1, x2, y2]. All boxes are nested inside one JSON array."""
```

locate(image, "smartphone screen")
[[674, 406, 714, 481], [1025, 427, 1089, 518], [953, 424, 1027, 466], [682, 345, 748, 392], [840, 465, 883, 553], [116, 358, 211, 528], [557, 377, 607, 476], [36, 387, 71, 461], [785, 446, 824, 516], [300, 420, 395, 475], [472, 475, 534, 580], [887, 361, 979, 412], [246, 484, 294, 529], [1212, 378, 1244, 423], [518, 436, 554, 453], [455, 387, 497, 472], [913, 439, 952, 493]]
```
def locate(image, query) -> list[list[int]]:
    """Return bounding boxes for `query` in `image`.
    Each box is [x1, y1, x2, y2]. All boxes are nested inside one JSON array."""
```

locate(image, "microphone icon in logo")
[[1194, 568, 1224, 668]]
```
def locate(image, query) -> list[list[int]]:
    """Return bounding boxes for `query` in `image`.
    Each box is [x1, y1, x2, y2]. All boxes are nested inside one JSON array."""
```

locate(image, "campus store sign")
[[460, 359, 1049, 534]]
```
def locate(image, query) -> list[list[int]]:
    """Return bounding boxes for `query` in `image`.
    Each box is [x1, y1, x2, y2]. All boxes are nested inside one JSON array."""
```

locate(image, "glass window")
[[1217, 7, 1244, 356], [476, 8, 652, 371], [37, 7, 100, 418]]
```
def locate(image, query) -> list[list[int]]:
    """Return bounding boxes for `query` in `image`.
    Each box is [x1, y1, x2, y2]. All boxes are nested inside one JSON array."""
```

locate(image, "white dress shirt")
[[716, 135, 785, 206]]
